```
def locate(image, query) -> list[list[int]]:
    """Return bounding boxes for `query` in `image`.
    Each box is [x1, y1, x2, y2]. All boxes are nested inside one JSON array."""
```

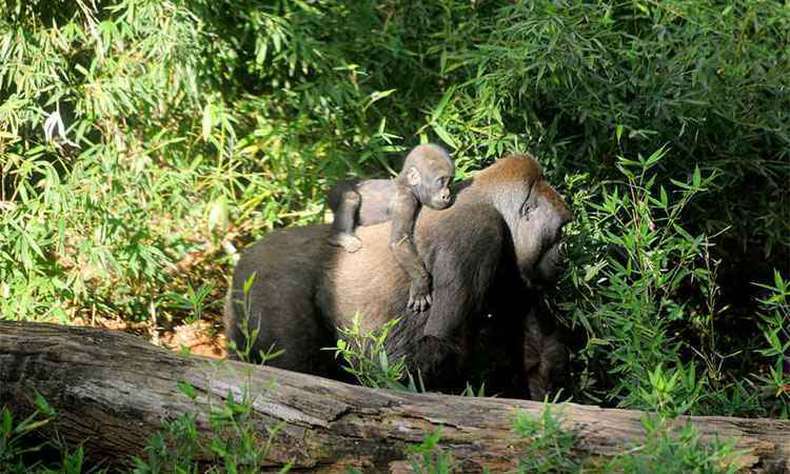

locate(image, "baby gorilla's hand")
[[407, 275, 432, 313]]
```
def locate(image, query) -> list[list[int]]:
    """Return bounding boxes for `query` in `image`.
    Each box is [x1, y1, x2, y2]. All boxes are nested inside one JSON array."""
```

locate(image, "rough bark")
[[0, 321, 788, 473]]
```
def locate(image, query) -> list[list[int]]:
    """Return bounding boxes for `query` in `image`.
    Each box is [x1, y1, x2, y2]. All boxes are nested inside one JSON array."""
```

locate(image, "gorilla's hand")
[[411, 334, 458, 374]]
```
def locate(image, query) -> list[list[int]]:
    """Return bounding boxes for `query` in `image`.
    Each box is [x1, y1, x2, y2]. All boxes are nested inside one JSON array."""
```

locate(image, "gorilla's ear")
[[518, 180, 538, 218], [407, 166, 421, 187]]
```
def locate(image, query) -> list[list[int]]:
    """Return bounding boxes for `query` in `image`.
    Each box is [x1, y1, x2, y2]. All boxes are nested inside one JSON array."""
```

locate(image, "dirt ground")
[[73, 314, 227, 359]]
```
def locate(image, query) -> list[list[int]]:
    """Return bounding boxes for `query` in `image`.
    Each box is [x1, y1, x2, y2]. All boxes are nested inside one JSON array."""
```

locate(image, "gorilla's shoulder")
[[251, 223, 332, 249], [423, 197, 503, 239], [235, 224, 334, 278]]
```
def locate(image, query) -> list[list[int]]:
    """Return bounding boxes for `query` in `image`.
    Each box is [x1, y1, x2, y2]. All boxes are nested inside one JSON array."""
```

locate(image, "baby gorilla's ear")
[[406, 166, 421, 187]]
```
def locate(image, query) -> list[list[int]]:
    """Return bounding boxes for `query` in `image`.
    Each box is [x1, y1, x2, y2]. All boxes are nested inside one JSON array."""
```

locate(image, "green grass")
[[132, 383, 290, 474], [511, 404, 740, 474], [1, 385, 290, 473]]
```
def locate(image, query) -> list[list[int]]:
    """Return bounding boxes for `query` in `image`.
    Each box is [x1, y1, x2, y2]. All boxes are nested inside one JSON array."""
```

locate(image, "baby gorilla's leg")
[[329, 232, 362, 252], [328, 188, 363, 252]]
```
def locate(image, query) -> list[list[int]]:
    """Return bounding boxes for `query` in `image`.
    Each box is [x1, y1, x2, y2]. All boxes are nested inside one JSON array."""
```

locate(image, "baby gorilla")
[[327, 143, 455, 312]]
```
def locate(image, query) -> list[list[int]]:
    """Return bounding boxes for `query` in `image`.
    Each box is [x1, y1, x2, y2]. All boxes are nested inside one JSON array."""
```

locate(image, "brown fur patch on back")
[[473, 154, 542, 189]]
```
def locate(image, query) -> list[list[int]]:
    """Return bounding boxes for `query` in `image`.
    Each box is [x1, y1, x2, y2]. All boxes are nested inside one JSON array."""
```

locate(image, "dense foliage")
[[1, 0, 787, 422]]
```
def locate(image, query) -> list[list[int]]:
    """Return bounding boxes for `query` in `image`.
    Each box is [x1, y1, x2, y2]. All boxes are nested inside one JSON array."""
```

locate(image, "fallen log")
[[0, 321, 788, 472]]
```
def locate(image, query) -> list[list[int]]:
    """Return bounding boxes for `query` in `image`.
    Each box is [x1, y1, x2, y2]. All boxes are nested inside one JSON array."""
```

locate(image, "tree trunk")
[[0, 321, 788, 473]]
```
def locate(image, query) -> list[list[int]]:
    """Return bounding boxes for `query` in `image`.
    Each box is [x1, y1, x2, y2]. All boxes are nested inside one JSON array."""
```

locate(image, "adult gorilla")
[[225, 154, 571, 395]]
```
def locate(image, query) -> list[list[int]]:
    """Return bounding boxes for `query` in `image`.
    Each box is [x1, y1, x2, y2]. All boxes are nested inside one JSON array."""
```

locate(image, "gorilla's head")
[[478, 155, 572, 288]]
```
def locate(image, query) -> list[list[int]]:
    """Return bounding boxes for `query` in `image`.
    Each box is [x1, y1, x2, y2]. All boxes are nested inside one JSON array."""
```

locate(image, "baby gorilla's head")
[[401, 143, 455, 210]]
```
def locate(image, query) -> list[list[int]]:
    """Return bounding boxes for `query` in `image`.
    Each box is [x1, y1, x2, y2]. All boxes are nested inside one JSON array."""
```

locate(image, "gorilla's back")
[[319, 221, 410, 331], [224, 224, 339, 375], [224, 178, 500, 375]]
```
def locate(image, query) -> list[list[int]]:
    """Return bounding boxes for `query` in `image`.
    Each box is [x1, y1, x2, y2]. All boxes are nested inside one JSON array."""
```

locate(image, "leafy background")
[[1, 0, 787, 418]]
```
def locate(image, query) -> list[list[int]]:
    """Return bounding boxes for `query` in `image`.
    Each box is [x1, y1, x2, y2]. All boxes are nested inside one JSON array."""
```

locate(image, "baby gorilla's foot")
[[407, 276, 433, 312], [328, 232, 363, 253]]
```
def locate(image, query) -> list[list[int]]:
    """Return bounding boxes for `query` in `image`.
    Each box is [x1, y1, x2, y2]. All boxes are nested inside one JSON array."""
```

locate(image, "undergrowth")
[[1, 385, 290, 473], [2, 0, 786, 418]]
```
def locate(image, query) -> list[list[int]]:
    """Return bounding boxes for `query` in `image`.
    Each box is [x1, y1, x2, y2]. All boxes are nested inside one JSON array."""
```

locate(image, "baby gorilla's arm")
[[389, 187, 432, 312]]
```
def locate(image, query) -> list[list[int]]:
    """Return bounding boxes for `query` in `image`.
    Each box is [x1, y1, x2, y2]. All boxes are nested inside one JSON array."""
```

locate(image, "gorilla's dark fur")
[[225, 154, 571, 397]]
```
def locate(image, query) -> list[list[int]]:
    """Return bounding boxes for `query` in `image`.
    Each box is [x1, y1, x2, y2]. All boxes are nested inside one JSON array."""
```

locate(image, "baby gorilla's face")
[[422, 172, 454, 210]]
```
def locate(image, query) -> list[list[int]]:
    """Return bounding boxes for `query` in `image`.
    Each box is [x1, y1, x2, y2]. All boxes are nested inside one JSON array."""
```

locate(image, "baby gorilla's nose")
[[432, 189, 453, 210]]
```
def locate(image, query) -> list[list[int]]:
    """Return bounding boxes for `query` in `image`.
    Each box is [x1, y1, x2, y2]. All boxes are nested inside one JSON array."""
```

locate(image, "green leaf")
[[201, 102, 214, 141], [379, 350, 389, 371], [432, 122, 457, 148], [208, 196, 229, 233], [34, 392, 55, 418], [431, 87, 455, 122], [583, 261, 606, 282], [243, 272, 258, 295], [2, 408, 13, 434], [659, 186, 668, 209], [364, 89, 396, 110], [178, 381, 198, 400], [644, 146, 666, 169]]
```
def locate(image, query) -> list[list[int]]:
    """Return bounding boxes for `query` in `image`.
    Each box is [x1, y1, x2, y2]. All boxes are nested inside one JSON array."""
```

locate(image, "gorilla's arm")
[[378, 202, 503, 375], [421, 203, 504, 339]]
